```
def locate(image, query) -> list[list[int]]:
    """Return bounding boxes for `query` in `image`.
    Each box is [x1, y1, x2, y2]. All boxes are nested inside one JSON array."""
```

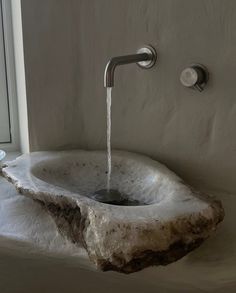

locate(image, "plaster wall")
[[21, 0, 236, 194]]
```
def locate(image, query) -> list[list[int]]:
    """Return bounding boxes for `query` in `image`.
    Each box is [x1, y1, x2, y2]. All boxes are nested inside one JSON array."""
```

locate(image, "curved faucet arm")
[[104, 53, 150, 88]]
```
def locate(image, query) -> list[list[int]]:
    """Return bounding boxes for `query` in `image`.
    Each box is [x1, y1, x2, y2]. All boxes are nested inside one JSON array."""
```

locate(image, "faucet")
[[104, 45, 157, 88]]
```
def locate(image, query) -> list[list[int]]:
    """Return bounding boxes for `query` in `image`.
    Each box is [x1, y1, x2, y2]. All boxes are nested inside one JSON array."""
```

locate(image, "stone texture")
[[1, 150, 224, 273]]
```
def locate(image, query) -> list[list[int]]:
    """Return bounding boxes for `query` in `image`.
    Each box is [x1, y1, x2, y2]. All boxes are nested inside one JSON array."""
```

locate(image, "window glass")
[[0, 3, 11, 143]]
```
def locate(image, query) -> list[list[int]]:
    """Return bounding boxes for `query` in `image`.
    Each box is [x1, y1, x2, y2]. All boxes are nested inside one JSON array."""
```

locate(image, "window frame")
[[0, 0, 19, 152]]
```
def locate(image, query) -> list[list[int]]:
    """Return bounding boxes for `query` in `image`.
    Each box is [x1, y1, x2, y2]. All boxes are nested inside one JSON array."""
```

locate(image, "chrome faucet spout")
[[104, 45, 157, 88]]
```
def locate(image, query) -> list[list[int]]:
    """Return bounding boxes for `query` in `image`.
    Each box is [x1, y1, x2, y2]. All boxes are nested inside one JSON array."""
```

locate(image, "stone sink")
[[1, 150, 224, 273]]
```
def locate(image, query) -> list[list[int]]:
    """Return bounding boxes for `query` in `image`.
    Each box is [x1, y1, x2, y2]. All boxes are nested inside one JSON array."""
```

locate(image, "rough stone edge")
[[98, 239, 205, 274], [90, 202, 224, 273], [37, 197, 224, 274]]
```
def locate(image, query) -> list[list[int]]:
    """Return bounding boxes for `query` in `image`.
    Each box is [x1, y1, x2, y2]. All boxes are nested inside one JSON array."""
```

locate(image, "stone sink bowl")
[[1, 150, 224, 274]]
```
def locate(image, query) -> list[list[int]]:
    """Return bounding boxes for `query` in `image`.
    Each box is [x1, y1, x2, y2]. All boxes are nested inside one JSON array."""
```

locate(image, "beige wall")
[[21, 0, 236, 193]]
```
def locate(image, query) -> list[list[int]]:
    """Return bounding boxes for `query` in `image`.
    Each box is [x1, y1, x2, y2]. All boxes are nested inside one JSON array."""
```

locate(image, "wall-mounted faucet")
[[104, 45, 157, 88]]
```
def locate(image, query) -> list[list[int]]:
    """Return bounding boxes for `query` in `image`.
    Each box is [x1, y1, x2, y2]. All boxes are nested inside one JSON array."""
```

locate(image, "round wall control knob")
[[180, 64, 209, 92]]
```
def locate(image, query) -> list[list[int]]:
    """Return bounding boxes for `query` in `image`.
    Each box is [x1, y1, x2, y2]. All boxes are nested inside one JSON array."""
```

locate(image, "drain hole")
[[92, 189, 148, 206]]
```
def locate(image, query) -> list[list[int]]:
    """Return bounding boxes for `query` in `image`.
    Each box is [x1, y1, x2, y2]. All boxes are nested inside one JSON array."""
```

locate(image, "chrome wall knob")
[[180, 64, 209, 92]]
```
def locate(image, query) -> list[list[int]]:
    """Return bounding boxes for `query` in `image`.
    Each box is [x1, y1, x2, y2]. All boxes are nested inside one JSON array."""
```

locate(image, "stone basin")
[[1, 150, 224, 273]]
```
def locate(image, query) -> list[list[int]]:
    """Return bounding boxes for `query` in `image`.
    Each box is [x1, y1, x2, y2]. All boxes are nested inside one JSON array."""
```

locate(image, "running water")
[[93, 89, 138, 205], [106, 87, 112, 192]]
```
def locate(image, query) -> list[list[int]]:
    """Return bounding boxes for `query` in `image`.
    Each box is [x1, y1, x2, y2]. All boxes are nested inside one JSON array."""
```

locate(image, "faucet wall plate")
[[104, 45, 157, 87], [136, 45, 157, 69]]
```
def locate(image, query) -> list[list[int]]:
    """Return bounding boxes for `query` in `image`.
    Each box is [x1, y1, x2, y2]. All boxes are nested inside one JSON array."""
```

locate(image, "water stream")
[[106, 87, 112, 192], [92, 88, 134, 205]]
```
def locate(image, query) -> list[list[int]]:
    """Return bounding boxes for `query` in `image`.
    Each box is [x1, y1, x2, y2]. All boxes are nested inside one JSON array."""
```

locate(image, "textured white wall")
[[21, 0, 236, 193]]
